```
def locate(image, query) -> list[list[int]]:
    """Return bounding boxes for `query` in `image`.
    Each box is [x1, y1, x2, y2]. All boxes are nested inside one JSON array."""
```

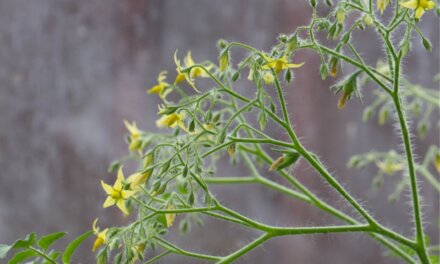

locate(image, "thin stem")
[[154, 236, 221, 261], [216, 233, 272, 264]]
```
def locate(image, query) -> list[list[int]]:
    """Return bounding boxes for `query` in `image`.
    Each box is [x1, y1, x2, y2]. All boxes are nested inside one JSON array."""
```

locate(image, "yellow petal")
[[103, 196, 116, 208], [92, 236, 105, 252], [174, 49, 181, 68], [157, 71, 167, 82], [92, 218, 99, 233], [123, 120, 140, 138], [165, 204, 176, 227], [285, 62, 305, 69], [116, 199, 129, 215], [400, 0, 418, 9], [101, 181, 114, 195], [174, 73, 186, 84], [184, 51, 195, 67], [147, 84, 164, 94], [425, 1, 436, 9], [114, 167, 125, 190], [415, 6, 425, 19], [121, 189, 137, 199], [127, 171, 151, 189]]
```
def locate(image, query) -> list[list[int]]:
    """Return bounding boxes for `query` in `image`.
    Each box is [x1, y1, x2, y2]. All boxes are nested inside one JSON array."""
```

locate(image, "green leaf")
[[11, 233, 36, 249], [38, 232, 66, 251], [62, 230, 93, 264], [8, 249, 37, 264], [46, 251, 62, 264]]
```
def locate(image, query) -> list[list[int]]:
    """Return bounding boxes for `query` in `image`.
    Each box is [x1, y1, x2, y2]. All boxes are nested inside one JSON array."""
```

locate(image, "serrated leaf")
[[8, 249, 37, 264], [38, 232, 66, 251], [62, 230, 93, 264]]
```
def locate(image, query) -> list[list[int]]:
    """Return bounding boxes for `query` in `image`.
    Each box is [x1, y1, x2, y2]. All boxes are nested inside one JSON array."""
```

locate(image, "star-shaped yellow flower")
[[261, 54, 304, 74], [173, 50, 213, 92], [401, 0, 435, 20], [124, 120, 142, 151], [156, 112, 186, 131], [147, 71, 170, 98], [92, 218, 108, 252], [101, 167, 136, 215]]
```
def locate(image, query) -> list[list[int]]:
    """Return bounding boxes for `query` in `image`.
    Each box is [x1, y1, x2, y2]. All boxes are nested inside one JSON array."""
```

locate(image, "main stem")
[[393, 95, 430, 263], [392, 54, 430, 263]]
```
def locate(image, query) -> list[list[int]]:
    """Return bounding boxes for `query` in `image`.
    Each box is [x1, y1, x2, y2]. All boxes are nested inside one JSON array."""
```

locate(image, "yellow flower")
[[124, 120, 142, 151], [92, 218, 108, 252], [165, 203, 176, 227], [261, 54, 304, 75], [377, 0, 392, 14], [173, 50, 212, 92], [376, 161, 405, 175], [401, 0, 435, 20], [147, 71, 170, 98], [101, 167, 136, 215], [126, 170, 152, 190], [156, 112, 186, 130]]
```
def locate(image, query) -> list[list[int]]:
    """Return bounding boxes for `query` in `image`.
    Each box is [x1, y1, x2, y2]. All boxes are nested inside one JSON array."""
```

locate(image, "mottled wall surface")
[[0, 0, 438, 263]]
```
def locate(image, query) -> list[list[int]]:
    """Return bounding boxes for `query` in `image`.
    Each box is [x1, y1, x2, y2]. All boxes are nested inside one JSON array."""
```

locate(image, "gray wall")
[[0, 0, 438, 263]]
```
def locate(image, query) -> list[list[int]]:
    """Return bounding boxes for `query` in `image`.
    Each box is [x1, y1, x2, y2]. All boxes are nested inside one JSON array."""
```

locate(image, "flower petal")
[[116, 199, 129, 215], [92, 218, 99, 233], [103, 196, 116, 208], [114, 167, 124, 190], [121, 189, 137, 199], [286, 62, 305, 69], [101, 181, 114, 195], [400, 0, 418, 9], [415, 6, 425, 19], [425, 1, 436, 9]]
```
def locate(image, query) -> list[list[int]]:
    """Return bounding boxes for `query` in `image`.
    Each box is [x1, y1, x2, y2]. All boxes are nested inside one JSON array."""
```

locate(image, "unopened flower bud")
[[227, 143, 236, 157], [336, 9, 346, 24], [337, 92, 349, 109], [329, 56, 339, 77], [363, 14, 374, 27], [219, 49, 230, 71], [434, 153, 440, 173]]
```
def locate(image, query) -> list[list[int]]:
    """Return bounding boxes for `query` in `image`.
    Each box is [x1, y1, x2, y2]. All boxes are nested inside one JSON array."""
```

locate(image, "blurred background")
[[0, 0, 438, 263]]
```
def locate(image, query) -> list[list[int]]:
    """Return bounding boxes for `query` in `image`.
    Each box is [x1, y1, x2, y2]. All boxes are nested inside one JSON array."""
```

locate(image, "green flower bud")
[[219, 49, 230, 71], [422, 37, 432, 52], [320, 63, 329, 80], [232, 71, 240, 82], [378, 106, 390, 125], [336, 9, 346, 24], [329, 56, 339, 77], [286, 34, 298, 54], [363, 14, 374, 27], [285, 69, 293, 83]]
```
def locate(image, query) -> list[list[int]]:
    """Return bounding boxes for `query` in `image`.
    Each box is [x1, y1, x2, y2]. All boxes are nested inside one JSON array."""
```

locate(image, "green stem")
[[28, 247, 56, 264], [393, 95, 430, 263], [216, 233, 272, 264], [154, 236, 221, 261]]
